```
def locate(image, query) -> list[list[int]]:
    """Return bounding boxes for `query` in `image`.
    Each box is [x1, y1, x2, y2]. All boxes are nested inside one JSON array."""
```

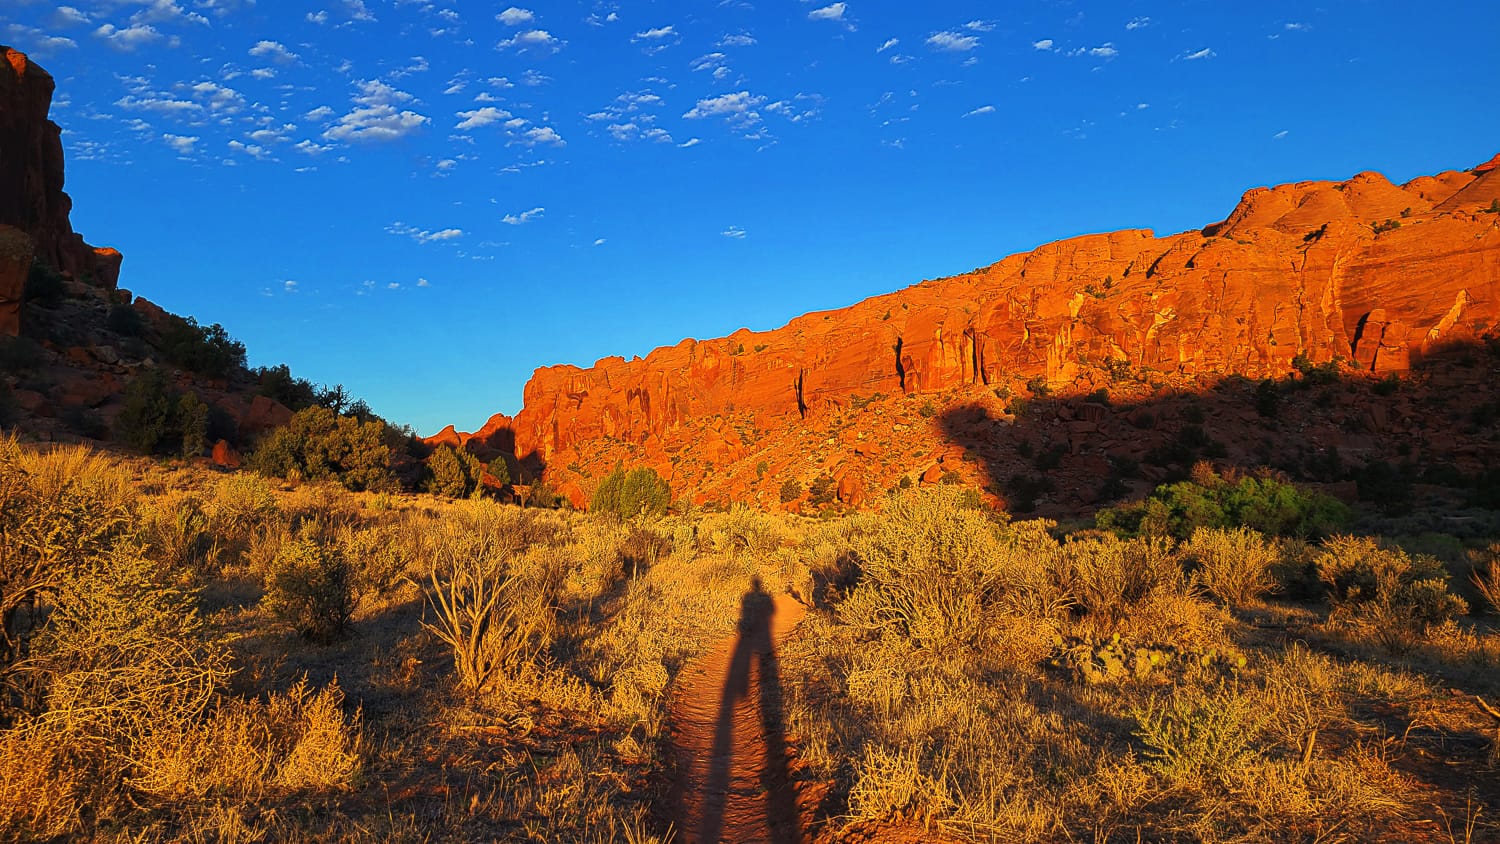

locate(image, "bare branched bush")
[[1469, 544, 1500, 615], [423, 514, 562, 695], [1184, 525, 1278, 606], [1063, 533, 1186, 632]]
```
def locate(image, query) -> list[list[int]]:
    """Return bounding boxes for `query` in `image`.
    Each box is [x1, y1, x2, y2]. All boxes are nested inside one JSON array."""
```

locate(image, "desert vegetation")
[[0, 433, 1496, 842]]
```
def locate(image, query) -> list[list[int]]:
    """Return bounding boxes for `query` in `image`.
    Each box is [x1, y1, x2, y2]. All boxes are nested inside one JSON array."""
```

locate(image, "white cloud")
[[4, 24, 78, 53], [343, 0, 376, 22], [54, 6, 91, 25], [249, 40, 298, 64], [1179, 47, 1215, 61], [722, 225, 746, 239], [117, 94, 201, 115], [454, 106, 513, 129], [497, 7, 534, 25], [304, 105, 335, 121], [324, 106, 429, 142], [162, 133, 198, 153], [501, 206, 544, 224], [1273, 130, 1289, 139], [416, 278, 431, 287], [498, 29, 562, 51], [678, 137, 701, 148], [294, 139, 332, 155], [635, 25, 676, 40], [1086, 43, 1118, 58], [1032, 39, 1054, 51], [1285, 22, 1310, 31], [877, 37, 898, 52], [592, 239, 606, 246], [1126, 17, 1149, 30], [683, 90, 765, 126], [1137, 102, 1149, 109], [353, 79, 415, 107], [283, 280, 299, 293], [719, 33, 756, 47], [94, 23, 165, 50], [306, 11, 328, 24], [130, 0, 209, 27], [386, 222, 463, 243], [964, 20, 995, 32], [808, 3, 846, 22], [522, 126, 565, 146], [963, 105, 995, 117], [927, 31, 980, 51], [227, 139, 271, 160]]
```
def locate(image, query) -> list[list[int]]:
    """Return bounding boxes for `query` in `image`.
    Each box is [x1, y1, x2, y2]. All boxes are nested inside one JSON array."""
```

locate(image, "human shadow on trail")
[[698, 576, 801, 844]]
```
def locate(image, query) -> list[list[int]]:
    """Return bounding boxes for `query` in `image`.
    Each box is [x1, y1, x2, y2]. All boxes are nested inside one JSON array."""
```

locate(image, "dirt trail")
[[668, 583, 808, 844]]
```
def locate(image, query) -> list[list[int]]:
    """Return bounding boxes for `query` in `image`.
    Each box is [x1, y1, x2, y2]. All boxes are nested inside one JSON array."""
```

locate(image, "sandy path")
[[668, 586, 808, 844]]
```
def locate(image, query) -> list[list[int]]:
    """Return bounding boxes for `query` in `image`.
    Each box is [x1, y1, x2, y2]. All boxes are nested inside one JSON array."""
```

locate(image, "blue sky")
[[3, 1, 1496, 434]]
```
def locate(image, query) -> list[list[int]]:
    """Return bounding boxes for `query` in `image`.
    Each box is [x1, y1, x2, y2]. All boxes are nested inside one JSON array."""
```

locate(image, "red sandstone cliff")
[[0, 46, 121, 335], [493, 160, 1496, 463]]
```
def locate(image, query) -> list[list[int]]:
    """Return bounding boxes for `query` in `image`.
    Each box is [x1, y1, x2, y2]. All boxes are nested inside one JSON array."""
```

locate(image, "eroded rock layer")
[[0, 46, 121, 308]]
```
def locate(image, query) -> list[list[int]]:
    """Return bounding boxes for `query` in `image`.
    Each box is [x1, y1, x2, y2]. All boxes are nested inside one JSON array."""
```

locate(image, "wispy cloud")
[[1126, 17, 1149, 30], [877, 37, 898, 52], [1032, 39, 1054, 51], [1178, 47, 1215, 61], [386, 222, 463, 243], [501, 206, 545, 224], [927, 31, 980, 51], [963, 105, 995, 117], [722, 225, 746, 239]]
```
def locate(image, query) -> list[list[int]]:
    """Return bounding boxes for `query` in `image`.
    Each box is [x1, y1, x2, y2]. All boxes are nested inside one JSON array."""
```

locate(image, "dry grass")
[[1, 440, 1497, 842]]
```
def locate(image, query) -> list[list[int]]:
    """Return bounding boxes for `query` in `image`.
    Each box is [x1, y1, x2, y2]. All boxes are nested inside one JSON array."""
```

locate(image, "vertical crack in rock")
[[893, 337, 906, 393]]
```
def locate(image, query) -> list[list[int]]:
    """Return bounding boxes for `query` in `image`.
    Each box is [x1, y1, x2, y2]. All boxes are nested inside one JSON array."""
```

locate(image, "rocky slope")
[[439, 155, 1500, 513]]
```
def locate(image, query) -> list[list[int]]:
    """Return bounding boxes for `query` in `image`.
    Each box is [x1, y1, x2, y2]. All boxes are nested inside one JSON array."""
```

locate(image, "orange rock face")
[[510, 161, 1497, 449], [0, 47, 121, 289]]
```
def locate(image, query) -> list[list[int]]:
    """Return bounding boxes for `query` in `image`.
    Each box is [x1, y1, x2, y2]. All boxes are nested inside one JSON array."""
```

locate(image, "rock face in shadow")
[[0, 46, 121, 300]]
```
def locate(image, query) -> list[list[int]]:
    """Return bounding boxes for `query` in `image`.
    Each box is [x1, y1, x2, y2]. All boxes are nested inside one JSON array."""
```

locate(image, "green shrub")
[[1315, 536, 1466, 646], [591, 464, 671, 520], [808, 473, 837, 506], [250, 406, 396, 492], [1098, 466, 1348, 539], [115, 369, 214, 458], [264, 535, 356, 642], [24, 261, 65, 305], [779, 477, 803, 503], [105, 304, 143, 337], [486, 456, 511, 486], [158, 316, 246, 379], [116, 369, 177, 453], [1134, 682, 1264, 786], [253, 363, 320, 411], [425, 444, 483, 498]]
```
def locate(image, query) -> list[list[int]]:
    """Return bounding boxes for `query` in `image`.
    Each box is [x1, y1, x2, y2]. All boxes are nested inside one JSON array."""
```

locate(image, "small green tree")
[[591, 465, 670, 519], [116, 369, 177, 453], [426, 445, 483, 498], [486, 456, 511, 486], [175, 392, 209, 459]]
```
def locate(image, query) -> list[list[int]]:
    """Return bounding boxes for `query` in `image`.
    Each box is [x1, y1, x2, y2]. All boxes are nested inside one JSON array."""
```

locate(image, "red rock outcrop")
[[0, 47, 121, 291], [503, 158, 1499, 472]]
